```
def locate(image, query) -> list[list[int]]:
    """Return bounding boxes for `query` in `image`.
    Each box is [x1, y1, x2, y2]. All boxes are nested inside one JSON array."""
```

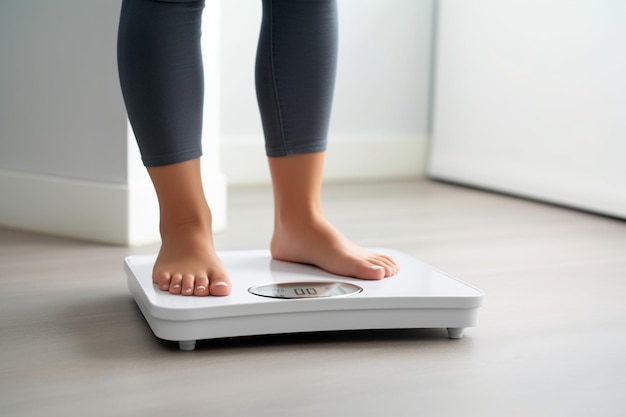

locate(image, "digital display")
[[294, 287, 317, 295], [249, 281, 362, 299]]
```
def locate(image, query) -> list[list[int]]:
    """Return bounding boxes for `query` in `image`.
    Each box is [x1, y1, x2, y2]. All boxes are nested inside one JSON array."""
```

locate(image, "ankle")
[[160, 211, 213, 238], [274, 205, 324, 230]]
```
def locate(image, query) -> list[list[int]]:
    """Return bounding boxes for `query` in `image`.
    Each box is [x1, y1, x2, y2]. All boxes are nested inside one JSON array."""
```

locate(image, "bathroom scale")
[[125, 249, 485, 351]]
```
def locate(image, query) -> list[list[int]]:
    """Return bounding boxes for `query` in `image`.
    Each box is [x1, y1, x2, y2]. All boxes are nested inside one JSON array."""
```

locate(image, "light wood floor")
[[1, 179, 625, 417]]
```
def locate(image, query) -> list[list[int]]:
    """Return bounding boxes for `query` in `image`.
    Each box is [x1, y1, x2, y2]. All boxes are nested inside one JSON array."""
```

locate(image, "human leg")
[[146, 159, 230, 296], [268, 153, 398, 279], [256, 0, 398, 279], [117, 0, 205, 166], [117, 0, 230, 296]]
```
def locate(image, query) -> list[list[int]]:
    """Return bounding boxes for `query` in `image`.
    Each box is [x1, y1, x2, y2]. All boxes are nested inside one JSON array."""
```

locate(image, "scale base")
[[125, 249, 484, 351], [175, 327, 465, 351]]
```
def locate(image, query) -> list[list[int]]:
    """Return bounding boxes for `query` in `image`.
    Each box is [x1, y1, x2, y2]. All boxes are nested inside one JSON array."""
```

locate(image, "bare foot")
[[146, 159, 231, 297], [267, 152, 398, 280], [152, 220, 231, 296], [271, 214, 399, 280]]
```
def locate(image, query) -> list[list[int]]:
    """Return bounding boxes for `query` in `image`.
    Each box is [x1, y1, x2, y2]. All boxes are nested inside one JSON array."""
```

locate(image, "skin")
[[149, 152, 398, 297]]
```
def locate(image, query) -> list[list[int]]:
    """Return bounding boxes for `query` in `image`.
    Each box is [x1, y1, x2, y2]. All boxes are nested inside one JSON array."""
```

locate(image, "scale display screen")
[[248, 281, 362, 299]]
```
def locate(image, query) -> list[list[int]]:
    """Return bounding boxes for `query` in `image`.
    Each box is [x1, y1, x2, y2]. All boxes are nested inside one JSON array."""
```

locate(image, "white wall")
[[219, 0, 434, 184], [429, 0, 626, 218], [0, 0, 127, 183], [0, 0, 135, 244], [0, 0, 226, 245]]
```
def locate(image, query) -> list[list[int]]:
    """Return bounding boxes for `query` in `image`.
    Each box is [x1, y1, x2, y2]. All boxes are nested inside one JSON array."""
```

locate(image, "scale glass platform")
[[125, 249, 485, 351]]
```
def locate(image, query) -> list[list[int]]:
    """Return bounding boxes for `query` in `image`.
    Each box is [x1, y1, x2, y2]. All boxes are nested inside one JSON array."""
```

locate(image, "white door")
[[428, 0, 626, 219]]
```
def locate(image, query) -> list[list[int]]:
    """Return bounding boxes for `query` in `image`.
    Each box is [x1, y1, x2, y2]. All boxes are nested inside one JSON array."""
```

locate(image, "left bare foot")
[[271, 214, 398, 280]]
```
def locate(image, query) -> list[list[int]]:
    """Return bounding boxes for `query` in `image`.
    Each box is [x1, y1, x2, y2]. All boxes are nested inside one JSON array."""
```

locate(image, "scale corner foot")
[[447, 327, 464, 339], [179, 340, 197, 351]]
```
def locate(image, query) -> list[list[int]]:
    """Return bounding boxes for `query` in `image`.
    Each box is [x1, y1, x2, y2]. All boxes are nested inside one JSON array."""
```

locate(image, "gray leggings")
[[117, 0, 338, 166]]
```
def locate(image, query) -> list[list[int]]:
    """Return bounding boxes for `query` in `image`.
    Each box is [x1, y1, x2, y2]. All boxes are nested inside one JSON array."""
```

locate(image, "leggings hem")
[[141, 149, 203, 167], [265, 143, 327, 158]]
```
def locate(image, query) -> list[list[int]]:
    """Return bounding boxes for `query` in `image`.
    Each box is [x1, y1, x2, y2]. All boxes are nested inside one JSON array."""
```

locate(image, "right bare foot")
[[147, 159, 231, 297], [152, 220, 231, 297]]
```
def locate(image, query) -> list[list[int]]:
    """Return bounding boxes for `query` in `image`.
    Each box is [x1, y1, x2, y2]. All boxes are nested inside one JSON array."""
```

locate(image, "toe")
[[169, 274, 183, 294], [194, 275, 209, 296], [372, 255, 399, 277], [154, 271, 172, 291], [209, 276, 231, 296], [181, 274, 195, 296], [353, 261, 386, 280]]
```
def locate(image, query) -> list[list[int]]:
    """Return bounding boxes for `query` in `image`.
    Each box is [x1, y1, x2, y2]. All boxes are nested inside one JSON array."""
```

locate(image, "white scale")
[[125, 249, 485, 351]]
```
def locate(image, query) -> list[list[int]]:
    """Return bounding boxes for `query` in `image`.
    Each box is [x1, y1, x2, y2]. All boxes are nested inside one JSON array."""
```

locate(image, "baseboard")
[[428, 158, 626, 220], [0, 168, 227, 246], [220, 134, 429, 185], [0, 169, 130, 245]]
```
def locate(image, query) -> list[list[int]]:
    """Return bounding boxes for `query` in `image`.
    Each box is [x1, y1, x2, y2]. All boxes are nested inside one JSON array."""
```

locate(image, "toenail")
[[371, 265, 384, 271], [214, 281, 229, 287], [185, 288, 192, 294], [196, 285, 206, 291], [172, 284, 181, 289]]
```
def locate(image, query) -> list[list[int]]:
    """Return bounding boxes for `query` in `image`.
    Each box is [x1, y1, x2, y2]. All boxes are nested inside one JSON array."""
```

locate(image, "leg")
[[118, 0, 230, 296], [256, 0, 398, 279], [269, 153, 398, 279], [148, 160, 230, 296], [117, 0, 205, 166]]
